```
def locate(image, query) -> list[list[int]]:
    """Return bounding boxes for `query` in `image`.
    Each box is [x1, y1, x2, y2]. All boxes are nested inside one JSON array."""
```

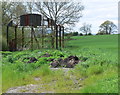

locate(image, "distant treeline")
[[64, 32, 92, 36]]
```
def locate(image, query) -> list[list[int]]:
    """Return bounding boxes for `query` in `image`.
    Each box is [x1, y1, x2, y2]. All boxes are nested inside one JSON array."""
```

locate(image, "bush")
[[72, 32, 78, 36], [79, 33, 83, 36], [88, 33, 92, 35], [96, 32, 105, 35]]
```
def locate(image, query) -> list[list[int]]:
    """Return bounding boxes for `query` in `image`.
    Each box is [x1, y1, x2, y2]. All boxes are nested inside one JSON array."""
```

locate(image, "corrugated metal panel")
[[20, 14, 41, 26]]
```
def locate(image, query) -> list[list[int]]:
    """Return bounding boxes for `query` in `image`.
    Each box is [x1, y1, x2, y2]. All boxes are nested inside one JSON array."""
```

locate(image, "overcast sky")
[[2, 0, 119, 34], [74, 0, 119, 34]]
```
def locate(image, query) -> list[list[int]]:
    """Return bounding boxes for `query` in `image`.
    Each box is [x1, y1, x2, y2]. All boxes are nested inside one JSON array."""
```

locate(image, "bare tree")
[[80, 23, 92, 35], [2, 2, 27, 25], [12, 2, 27, 18], [2, 2, 13, 25], [34, 1, 84, 29], [26, 2, 35, 13]]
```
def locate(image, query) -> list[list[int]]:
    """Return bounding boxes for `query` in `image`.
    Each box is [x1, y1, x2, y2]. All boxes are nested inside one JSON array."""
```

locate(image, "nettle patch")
[[22, 52, 80, 68], [2, 50, 89, 72]]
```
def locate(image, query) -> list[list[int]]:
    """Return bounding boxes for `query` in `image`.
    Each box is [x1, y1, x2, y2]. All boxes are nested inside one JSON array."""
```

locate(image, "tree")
[[2, 2, 27, 50], [2, 2, 27, 38], [72, 32, 78, 36], [88, 33, 92, 35], [26, 2, 34, 13], [79, 33, 83, 36], [2, 2, 13, 26], [80, 23, 92, 35], [12, 2, 27, 18], [2, 2, 27, 26], [34, 2, 84, 29], [99, 20, 117, 34]]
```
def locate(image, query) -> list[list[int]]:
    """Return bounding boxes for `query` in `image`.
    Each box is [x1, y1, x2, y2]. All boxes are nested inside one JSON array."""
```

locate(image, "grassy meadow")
[[1, 34, 118, 93], [65, 34, 118, 93]]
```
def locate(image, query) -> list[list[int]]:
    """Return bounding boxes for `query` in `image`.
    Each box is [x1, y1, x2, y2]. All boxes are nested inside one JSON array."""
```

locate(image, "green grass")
[[1, 34, 118, 93], [64, 34, 118, 93], [2, 50, 69, 92], [66, 34, 118, 53], [80, 67, 118, 93]]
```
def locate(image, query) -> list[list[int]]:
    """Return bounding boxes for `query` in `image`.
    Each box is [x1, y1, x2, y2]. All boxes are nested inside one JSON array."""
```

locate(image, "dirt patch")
[[22, 54, 80, 68], [6, 84, 41, 93], [6, 84, 55, 93], [50, 56, 80, 68], [27, 57, 38, 63], [23, 57, 38, 63]]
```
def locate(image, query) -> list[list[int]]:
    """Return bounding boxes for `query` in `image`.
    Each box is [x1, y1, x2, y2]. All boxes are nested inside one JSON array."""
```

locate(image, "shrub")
[[72, 32, 79, 36], [79, 33, 83, 36], [88, 33, 92, 35]]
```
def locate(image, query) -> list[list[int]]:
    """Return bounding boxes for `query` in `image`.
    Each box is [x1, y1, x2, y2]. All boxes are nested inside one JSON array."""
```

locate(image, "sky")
[[74, 0, 119, 34], [1, 0, 119, 34]]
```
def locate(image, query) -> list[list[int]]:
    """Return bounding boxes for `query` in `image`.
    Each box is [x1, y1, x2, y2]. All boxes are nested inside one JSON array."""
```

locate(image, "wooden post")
[[56, 25, 58, 49], [31, 27, 33, 50], [42, 27, 44, 48], [42, 17, 44, 48], [22, 27, 24, 49], [49, 20, 54, 48], [6, 26, 9, 48], [48, 18, 50, 28], [59, 25, 61, 49], [62, 26, 64, 48], [52, 25, 55, 49], [15, 26, 17, 51]]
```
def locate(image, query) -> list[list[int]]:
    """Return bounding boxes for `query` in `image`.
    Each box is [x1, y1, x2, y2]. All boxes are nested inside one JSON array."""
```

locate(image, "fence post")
[[56, 25, 58, 49], [31, 27, 33, 50], [6, 26, 9, 48], [62, 26, 64, 48], [22, 27, 24, 50], [15, 26, 17, 51], [59, 25, 62, 50]]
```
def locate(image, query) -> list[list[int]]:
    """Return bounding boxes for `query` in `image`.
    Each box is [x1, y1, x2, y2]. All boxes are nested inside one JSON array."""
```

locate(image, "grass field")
[[65, 34, 118, 93], [1, 34, 118, 93]]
